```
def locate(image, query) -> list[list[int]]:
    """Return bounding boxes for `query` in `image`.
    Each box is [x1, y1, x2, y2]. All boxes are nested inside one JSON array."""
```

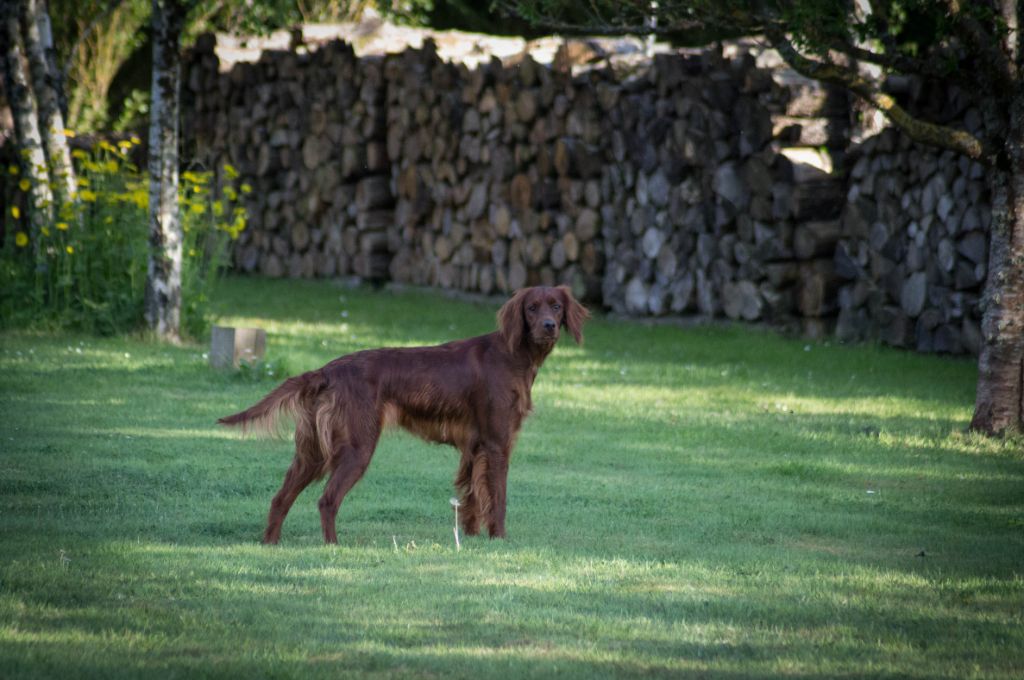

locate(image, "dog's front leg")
[[485, 449, 510, 538], [454, 452, 483, 536]]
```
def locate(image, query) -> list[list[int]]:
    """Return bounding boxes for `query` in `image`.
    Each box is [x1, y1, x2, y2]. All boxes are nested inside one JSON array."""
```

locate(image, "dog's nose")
[[543, 319, 557, 332]]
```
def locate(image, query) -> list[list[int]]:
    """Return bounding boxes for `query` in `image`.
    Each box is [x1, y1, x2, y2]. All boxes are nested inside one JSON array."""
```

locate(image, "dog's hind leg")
[[263, 460, 319, 544], [317, 417, 381, 544], [263, 425, 323, 544]]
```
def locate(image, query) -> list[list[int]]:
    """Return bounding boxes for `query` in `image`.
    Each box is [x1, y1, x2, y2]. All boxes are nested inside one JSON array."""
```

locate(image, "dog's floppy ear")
[[556, 285, 590, 345], [497, 289, 527, 353]]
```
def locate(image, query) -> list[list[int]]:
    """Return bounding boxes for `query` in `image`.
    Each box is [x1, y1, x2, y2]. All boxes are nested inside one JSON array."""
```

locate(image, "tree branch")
[[767, 28, 995, 164], [826, 38, 930, 74]]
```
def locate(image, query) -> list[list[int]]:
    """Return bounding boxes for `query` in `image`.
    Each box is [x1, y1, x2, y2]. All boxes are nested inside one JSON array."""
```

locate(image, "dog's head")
[[497, 286, 590, 354]]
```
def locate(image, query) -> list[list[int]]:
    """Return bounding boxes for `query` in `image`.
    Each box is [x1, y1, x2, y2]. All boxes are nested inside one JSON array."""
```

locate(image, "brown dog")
[[219, 286, 589, 544]]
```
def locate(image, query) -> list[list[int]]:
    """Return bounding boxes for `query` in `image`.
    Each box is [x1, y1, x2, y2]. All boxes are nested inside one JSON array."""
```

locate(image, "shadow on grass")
[[4, 535, 1021, 679]]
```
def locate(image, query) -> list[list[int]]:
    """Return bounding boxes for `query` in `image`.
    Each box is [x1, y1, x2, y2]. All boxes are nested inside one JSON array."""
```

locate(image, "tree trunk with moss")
[[971, 95, 1024, 434], [0, 0, 53, 236], [145, 0, 185, 342]]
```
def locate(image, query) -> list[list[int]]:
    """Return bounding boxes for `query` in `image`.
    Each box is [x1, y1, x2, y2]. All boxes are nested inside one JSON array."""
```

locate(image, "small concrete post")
[[210, 326, 266, 369]]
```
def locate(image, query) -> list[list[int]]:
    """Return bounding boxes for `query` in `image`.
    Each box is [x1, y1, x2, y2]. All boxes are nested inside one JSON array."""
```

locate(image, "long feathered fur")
[[219, 370, 337, 478], [218, 372, 319, 438]]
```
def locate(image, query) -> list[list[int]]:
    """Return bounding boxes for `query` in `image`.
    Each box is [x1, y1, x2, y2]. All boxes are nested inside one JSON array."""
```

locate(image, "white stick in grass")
[[450, 497, 462, 551]]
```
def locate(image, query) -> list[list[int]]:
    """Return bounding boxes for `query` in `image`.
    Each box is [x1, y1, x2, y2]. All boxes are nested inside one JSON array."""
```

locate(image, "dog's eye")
[[552, 304, 561, 311], [528, 304, 538, 312]]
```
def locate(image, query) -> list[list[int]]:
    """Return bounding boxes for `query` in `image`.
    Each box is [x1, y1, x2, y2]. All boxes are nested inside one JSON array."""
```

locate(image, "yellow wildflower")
[[57, 222, 69, 231], [188, 248, 197, 257], [98, 140, 117, 154], [240, 183, 252, 194], [11, 206, 20, 219], [72, 149, 88, 161], [105, 216, 113, 224], [182, 170, 209, 185], [15, 231, 28, 247], [223, 163, 239, 180], [190, 202, 206, 215], [104, 159, 119, 173], [76, 177, 90, 188], [19, 178, 30, 192], [130, 135, 141, 145], [66, 245, 74, 254], [223, 186, 238, 201], [41, 226, 50, 237], [213, 200, 224, 217], [80, 190, 98, 202], [130, 189, 148, 209], [118, 140, 133, 150], [63, 129, 76, 138], [8, 164, 18, 175]]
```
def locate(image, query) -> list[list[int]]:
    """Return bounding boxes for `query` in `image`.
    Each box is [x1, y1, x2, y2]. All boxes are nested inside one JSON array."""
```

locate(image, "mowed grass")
[[1, 276, 1022, 679]]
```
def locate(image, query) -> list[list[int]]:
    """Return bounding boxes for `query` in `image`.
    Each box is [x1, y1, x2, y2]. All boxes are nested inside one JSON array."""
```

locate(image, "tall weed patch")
[[0, 137, 248, 336]]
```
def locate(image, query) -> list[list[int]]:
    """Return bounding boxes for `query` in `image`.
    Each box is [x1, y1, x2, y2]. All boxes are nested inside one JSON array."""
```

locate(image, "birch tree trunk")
[[33, 0, 65, 117], [145, 0, 185, 342], [970, 96, 1024, 435], [20, 0, 75, 201], [0, 0, 53, 234]]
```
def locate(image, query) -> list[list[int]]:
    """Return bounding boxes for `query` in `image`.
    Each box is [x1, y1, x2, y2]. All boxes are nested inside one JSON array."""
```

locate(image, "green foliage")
[[51, 0, 151, 133], [377, 0, 436, 26], [188, 0, 368, 37], [0, 278, 1021, 678], [112, 89, 151, 133], [509, 0, 991, 67], [0, 142, 249, 338]]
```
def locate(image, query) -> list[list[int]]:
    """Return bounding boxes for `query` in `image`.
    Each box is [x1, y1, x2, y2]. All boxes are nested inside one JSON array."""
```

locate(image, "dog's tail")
[[218, 371, 324, 438]]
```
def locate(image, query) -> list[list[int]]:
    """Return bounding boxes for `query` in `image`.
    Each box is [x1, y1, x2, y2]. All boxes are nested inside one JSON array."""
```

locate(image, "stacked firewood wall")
[[383, 42, 605, 298], [834, 126, 989, 354], [184, 37, 393, 281], [599, 48, 849, 325], [182, 34, 990, 355]]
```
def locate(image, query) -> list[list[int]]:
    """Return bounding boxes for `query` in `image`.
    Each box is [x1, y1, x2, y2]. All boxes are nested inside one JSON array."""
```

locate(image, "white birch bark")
[[144, 0, 185, 341]]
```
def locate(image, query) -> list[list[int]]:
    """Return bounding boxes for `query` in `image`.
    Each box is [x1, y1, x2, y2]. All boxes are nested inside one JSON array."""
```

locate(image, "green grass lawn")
[[1, 276, 1022, 678]]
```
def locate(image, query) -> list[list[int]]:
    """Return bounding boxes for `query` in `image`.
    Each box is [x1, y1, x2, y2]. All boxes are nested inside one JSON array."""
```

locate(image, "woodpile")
[[600, 46, 849, 325], [383, 41, 604, 298], [184, 37, 393, 281], [181, 31, 991, 355], [834, 127, 988, 353]]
